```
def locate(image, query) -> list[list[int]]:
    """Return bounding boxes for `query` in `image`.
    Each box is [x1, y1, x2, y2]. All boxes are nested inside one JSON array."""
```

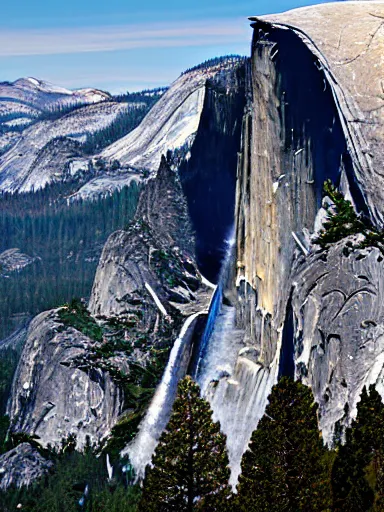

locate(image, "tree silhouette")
[[139, 376, 231, 512], [332, 385, 384, 511], [237, 377, 330, 511]]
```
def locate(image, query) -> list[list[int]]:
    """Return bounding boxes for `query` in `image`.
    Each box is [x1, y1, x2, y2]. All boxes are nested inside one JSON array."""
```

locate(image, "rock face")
[[0, 443, 53, 490], [8, 311, 122, 449], [89, 156, 201, 319], [101, 59, 245, 176], [7, 157, 211, 457], [178, 64, 246, 281], [0, 101, 128, 192], [255, 1, 384, 226], [198, 1, 384, 483], [237, 1, 384, 434], [291, 237, 384, 443], [234, 0, 384, 421], [235, 10, 348, 369]]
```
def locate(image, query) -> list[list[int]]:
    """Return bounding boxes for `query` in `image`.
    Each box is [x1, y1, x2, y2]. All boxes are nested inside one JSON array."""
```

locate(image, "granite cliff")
[[196, 1, 384, 484], [2, 2, 384, 490], [7, 157, 209, 454]]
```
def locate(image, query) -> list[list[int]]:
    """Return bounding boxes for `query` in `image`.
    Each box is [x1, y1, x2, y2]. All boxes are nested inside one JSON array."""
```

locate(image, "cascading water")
[[191, 283, 222, 379], [122, 311, 205, 478], [194, 304, 243, 393], [192, 233, 282, 487], [203, 343, 281, 486]]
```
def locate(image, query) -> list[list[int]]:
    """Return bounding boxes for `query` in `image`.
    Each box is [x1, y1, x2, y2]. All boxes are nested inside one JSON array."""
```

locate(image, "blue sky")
[[1, 0, 332, 94]]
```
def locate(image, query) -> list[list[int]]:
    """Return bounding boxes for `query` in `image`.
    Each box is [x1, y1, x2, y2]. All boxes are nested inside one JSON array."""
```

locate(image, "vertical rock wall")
[[199, 7, 384, 480], [235, 24, 348, 366], [179, 64, 246, 282]]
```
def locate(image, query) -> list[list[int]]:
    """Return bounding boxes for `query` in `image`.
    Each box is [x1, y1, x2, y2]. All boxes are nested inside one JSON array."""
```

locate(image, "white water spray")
[[203, 346, 281, 486], [106, 454, 113, 481], [194, 229, 281, 486], [123, 311, 206, 478]]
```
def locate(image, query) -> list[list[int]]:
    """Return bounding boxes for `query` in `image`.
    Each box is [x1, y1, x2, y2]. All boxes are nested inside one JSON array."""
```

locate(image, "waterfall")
[[191, 284, 221, 379], [195, 304, 243, 394], [191, 230, 235, 380], [106, 454, 113, 481], [204, 349, 281, 486], [122, 311, 205, 478], [193, 231, 282, 487]]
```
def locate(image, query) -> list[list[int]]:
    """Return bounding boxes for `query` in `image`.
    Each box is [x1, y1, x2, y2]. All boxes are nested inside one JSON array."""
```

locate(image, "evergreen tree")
[[138, 376, 231, 512], [236, 377, 330, 512], [332, 385, 384, 511], [314, 180, 384, 253], [314, 179, 366, 248], [375, 449, 384, 511]]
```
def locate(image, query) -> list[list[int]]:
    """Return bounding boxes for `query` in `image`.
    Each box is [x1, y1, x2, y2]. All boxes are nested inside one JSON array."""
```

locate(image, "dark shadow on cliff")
[[252, 22, 368, 216], [279, 295, 295, 379], [179, 66, 246, 283]]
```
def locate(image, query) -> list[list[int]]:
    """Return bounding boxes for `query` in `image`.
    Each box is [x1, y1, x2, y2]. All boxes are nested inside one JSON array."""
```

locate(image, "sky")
[[1, 0, 333, 94]]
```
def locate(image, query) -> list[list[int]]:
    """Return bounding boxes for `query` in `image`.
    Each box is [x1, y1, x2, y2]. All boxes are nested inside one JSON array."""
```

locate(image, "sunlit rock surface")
[[253, 0, 384, 226], [101, 60, 245, 175], [291, 237, 384, 443], [8, 311, 123, 449], [89, 156, 202, 318], [199, 2, 384, 485]]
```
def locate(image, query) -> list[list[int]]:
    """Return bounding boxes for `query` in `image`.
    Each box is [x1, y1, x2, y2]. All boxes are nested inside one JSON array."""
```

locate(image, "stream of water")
[[123, 311, 204, 478]]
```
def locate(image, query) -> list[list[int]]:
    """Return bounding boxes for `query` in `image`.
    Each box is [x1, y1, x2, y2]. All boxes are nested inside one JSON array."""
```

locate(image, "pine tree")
[[236, 377, 330, 512], [138, 376, 231, 512], [314, 180, 366, 248], [375, 449, 384, 512], [332, 385, 384, 511]]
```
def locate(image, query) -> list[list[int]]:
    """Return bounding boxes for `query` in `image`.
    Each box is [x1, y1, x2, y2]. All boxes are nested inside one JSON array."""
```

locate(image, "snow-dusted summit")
[[0, 77, 110, 111], [0, 101, 128, 192]]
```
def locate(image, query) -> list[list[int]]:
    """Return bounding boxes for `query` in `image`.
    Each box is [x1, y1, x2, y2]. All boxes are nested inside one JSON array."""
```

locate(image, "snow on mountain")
[[0, 78, 112, 157], [101, 63, 236, 172], [68, 171, 142, 202], [0, 101, 39, 119], [0, 60, 243, 197], [0, 101, 129, 192], [0, 77, 110, 111]]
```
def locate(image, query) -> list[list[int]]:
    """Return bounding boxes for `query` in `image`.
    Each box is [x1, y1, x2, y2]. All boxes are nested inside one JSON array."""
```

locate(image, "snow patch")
[[145, 283, 168, 316]]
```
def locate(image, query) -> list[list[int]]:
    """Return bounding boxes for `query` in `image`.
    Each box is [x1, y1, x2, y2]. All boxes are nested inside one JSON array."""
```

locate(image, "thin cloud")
[[0, 19, 249, 57], [57, 72, 174, 90]]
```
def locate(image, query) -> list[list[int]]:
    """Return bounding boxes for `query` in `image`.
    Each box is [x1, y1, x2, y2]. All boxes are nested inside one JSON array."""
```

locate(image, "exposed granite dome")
[[251, 1, 384, 225]]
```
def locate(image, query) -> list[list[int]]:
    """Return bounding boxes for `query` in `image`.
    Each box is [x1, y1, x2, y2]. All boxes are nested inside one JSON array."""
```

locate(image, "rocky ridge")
[[5, 157, 211, 486], [0, 443, 54, 491]]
